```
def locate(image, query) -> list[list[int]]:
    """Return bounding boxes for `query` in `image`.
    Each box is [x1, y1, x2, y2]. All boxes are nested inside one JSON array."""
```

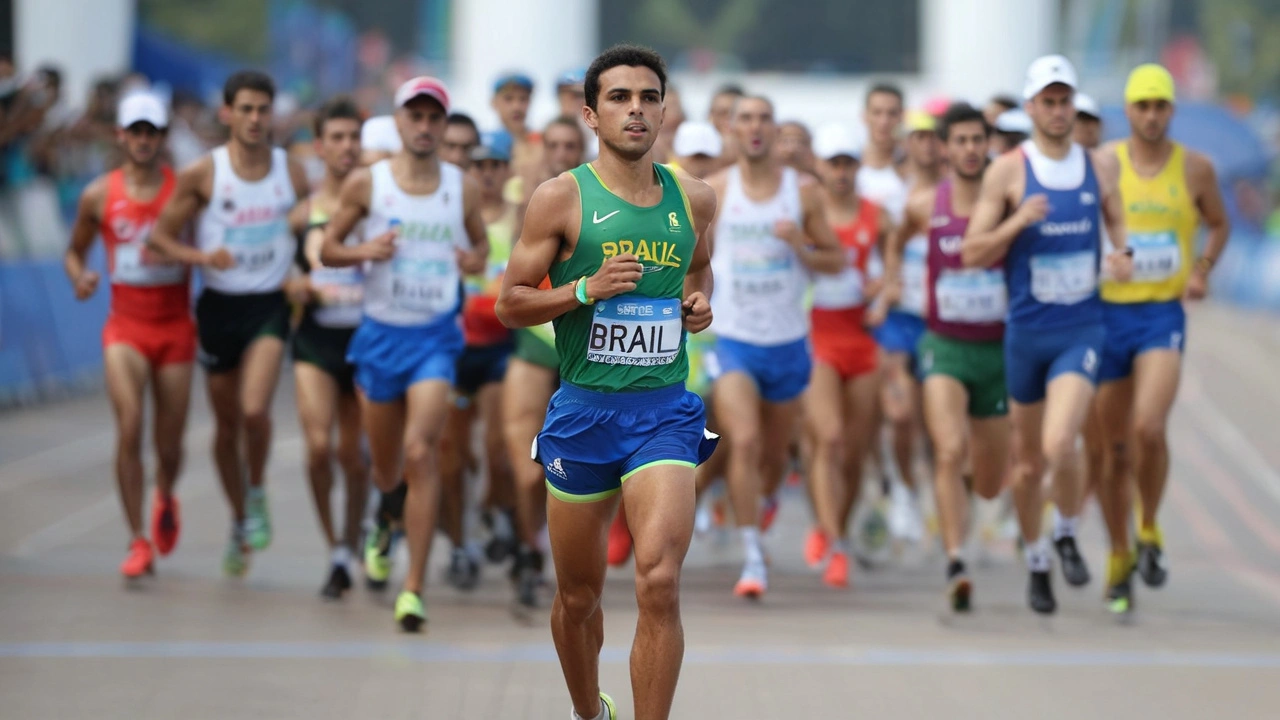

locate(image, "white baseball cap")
[[812, 123, 863, 161], [672, 121, 722, 158], [118, 92, 169, 129], [995, 109, 1033, 134], [394, 76, 450, 112], [1074, 92, 1101, 119], [1023, 54, 1078, 100]]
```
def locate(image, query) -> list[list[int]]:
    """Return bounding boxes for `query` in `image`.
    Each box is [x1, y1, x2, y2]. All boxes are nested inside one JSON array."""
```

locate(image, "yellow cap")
[[1125, 63, 1176, 104], [905, 109, 937, 134]]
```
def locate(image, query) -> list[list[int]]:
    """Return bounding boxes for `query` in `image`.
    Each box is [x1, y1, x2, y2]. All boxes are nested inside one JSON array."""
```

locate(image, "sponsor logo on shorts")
[[1083, 348, 1098, 374], [547, 458, 568, 481], [1171, 331, 1183, 349], [996, 399, 1006, 413]]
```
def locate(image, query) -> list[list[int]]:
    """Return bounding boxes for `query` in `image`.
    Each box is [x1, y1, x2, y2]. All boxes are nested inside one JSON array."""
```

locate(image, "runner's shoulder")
[[1181, 148, 1218, 185], [667, 165, 717, 228], [176, 154, 216, 198], [525, 172, 581, 230], [78, 173, 110, 210]]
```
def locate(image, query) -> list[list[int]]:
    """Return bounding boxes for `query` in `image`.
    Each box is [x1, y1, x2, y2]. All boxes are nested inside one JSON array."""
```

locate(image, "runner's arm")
[[64, 177, 106, 299], [962, 155, 1033, 267], [677, 171, 717, 331], [884, 190, 929, 303], [148, 157, 215, 266], [788, 183, 845, 273], [458, 174, 491, 276], [1094, 148, 1127, 252], [495, 175, 580, 329], [286, 158, 313, 236], [1188, 151, 1230, 274], [319, 169, 378, 268]]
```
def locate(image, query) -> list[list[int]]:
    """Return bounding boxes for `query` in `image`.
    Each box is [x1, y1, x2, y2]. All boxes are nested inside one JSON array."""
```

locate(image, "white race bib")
[[731, 243, 794, 305], [936, 268, 1007, 324], [1030, 250, 1097, 305], [1129, 231, 1181, 282], [898, 236, 928, 316], [225, 221, 286, 273], [389, 257, 458, 315], [811, 249, 864, 309], [113, 242, 184, 287], [587, 296, 682, 366]]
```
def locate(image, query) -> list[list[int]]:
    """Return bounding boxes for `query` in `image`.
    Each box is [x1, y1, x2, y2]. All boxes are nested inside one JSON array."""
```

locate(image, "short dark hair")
[[714, 83, 746, 99], [544, 115, 585, 145], [446, 112, 480, 140], [989, 94, 1019, 112], [223, 70, 275, 106], [584, 44, 667, 112], [313, 96, 362, 137], [865, 82, 903, 108], [938, 102, 990, 141]]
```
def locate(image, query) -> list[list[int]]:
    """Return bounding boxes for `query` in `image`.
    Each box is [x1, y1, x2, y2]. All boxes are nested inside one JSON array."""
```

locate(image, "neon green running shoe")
[[394, 590, 426, 633], [244, 487, 272, 551], [364, 521, 393, 590], [222, 526, 249, 577]]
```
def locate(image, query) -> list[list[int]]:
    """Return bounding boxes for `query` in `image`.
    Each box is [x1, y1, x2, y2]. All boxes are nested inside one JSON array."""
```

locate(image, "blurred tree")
[[1197, 0, 1280, 100], [139, 0, 270, 62]]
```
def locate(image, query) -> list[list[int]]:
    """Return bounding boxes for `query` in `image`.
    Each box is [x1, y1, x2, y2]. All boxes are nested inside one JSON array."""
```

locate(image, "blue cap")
[[493, 72, 534, 94], [556, 68, 587, 88], [472, 131, 513, 163]]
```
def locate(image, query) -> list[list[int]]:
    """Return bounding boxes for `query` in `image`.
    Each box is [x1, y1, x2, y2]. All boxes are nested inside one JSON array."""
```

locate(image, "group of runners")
[[63, 43, 1229, 720]]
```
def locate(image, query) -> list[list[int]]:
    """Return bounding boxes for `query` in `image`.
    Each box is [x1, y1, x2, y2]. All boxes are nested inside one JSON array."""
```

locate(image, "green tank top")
[[550, 163, 697, 393]]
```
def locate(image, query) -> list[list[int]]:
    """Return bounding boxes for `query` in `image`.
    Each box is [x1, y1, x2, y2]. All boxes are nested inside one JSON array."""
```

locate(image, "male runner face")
[[587, 65, 663, 160], [946, 119, 989, 180], [118, 123, 166, 166], [733, 97, 776, 161], [316, 117, 361, 177], [396, 96, 447, 160], [543, 122, 585, 175], [709, 90, 740, 135], [816, 154, 859, 197], [905, 129, 940, 171], [865, 90, 903, 149], [1126, 98, 1173, 144], [225, 88, 273, 149], [1025, 84, 1076, 141], [440, 122, 479, 169], [493, 83, 531, 132], [777, 122, 814, 171], [470, 158, 511, 197]]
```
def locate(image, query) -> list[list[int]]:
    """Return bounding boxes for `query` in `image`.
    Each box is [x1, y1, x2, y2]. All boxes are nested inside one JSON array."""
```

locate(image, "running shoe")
[[364, 520, 394, 590], [446, 547, 480, 592], [1136, 524, 1168, 588], [1105, 553, 1135, 615], [888, 482, 925, 542], [244, 486, 272, 551], [573, 692, 618, 720], [151, 491, 180, 556], [823, 550, 850, 589], [947, 559, 971, 613], [223, 525, 249, 577], [321, 563, 352, 600], [760, 494, 780, 533], [607, 511, 633, 567], [733, 559, 767, 599], [483, 508, 517, 564], [514, 545, 545, 610], [120, 537, 154, 578], [803, 528, 830, 568], [1027, 570, 1056, 615], [394, 590, 426, 633], [1054, 536, 1091, 587]]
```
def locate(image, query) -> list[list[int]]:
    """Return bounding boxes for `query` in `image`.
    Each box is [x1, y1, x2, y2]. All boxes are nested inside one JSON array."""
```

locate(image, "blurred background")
[[1, 0, 1278, 407]]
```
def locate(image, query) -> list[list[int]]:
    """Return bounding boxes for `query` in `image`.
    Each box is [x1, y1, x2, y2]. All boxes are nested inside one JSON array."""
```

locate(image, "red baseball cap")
[[394, 76, 450, 112]]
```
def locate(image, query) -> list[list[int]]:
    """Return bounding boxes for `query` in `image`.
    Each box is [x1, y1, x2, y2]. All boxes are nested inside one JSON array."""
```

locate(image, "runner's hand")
[[586, 254, 643, 301], [1105, 250, 1134, 283], [865, 300, 890, 329], [774, 219, 804, 248], [73, 270, 99, 300], [456, 247, 487, 275], [1016, 194, 1050, 227], [1184, 267, 1208, 300], [361, 229, 397, 262], [203, 248, 235, 270], [683, 291, 712, 333], [285, 276, 311, 305]]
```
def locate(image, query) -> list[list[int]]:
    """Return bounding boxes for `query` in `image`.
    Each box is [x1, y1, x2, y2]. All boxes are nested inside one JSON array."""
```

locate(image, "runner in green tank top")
[[496, 45, 718, 720]]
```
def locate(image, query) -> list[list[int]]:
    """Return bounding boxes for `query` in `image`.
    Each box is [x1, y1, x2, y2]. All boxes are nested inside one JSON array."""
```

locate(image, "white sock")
[[1052, 511, 1077, 541], [330, 545, 351, 567], [572, 701, 607, 720], [740, 527, 764, 565], [1024, 537, 1051, 572]]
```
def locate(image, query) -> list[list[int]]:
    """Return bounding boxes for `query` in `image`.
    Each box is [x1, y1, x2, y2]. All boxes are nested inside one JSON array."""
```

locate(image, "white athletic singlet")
[[710, 166, 809, 346], [857, 162, 909, 224], [196, 146, 297, 294], [362, 159, 468, 327]]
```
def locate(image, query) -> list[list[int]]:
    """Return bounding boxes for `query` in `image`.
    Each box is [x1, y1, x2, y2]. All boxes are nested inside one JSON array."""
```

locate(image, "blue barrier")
[[0, 244, 110, 408]]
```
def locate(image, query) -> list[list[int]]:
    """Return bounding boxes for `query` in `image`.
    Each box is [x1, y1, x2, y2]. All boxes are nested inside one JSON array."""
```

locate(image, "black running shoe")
[[1106, 576, 1134, 615], [1135, 542, 1168, 588], [321, 564, 352, 600], [1028, 570, 1056, 614], [1054, 536, 1091, 587], [514, 546, 545, 609], [446, 548, 480, 592], [947, 559, 971, 613]]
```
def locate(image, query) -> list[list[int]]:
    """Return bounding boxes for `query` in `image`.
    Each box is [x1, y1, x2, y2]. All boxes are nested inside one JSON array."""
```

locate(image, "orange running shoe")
[[607, 511, 633, 567], [151, 491, 181, 556], [804, 528, 830, 568], [121, 537, 154, 578], [823, 551, 850, 589]]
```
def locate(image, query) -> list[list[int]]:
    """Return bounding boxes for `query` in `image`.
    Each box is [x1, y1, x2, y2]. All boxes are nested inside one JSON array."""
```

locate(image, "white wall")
[[15, 0, 134, 112]]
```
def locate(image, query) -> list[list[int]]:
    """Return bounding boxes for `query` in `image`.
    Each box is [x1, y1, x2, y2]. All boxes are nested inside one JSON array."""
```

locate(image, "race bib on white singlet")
[[898, 236, 928, 316], [587, 296, 682, 366], [113, 242, 184, 287], [731, 242, 795, 305], [811, 261, 864, 309], [389, 257, 458, 315], [936, 268, 1007, 324], [1128, 231, 1181, 282], [1030, 250, 1097, 305], [224, 220, 286, 274]]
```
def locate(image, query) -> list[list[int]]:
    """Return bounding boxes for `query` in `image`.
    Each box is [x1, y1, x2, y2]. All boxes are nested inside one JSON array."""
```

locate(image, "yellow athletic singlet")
[[1101, 141, 1199, 304]]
